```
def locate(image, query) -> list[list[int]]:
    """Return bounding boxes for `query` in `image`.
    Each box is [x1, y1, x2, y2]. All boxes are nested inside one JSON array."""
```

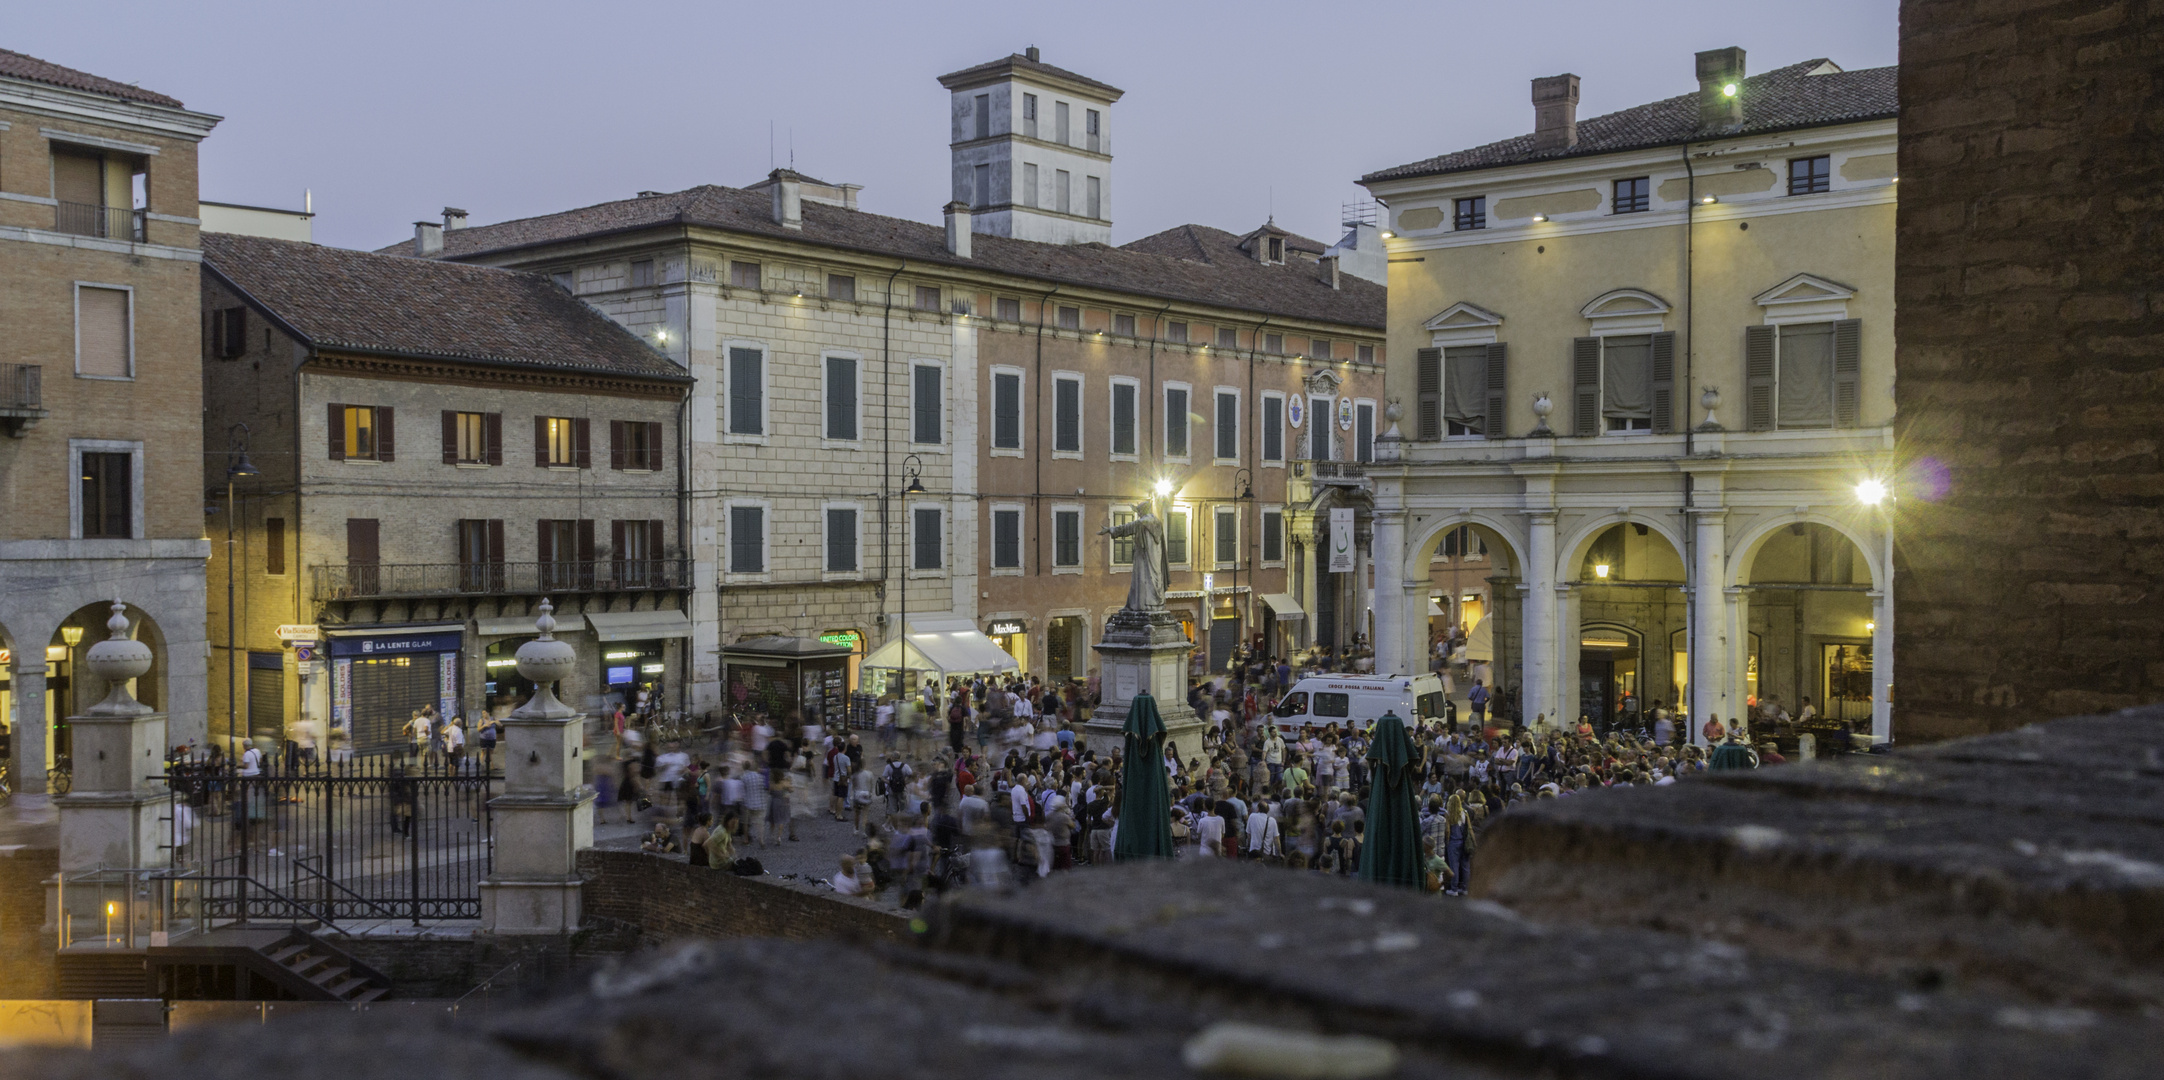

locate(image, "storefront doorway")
[[985, 621, 1028, 673], [1822, 642, 1873, 724], [329, 627, 462, 755], [1579, 626, 1641, 730], [1046, 617, 1083, 686], [601, 640, 665, 712]]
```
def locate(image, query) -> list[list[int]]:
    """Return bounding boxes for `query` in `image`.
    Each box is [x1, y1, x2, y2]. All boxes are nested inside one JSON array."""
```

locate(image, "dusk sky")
[[19, 1, 1897, 252]]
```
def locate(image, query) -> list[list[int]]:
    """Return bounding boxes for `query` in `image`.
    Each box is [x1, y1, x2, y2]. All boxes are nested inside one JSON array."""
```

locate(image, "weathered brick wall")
[[1894, 0, 2164, 739], [0, 847, 57, 997], [576, 849, 908, 944]]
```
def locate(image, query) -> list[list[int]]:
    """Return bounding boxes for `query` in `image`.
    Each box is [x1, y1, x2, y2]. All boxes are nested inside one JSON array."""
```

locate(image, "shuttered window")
[[728, 505, 765, 573], [1111, 381, 1137, 456], [1215, 391, 1238, 460], [825, 507, 858, 572], [913, 364, 942, 445], [1167, 509, 1190, 566], [1054, 509, 1081, 567], [825, 355, 858, 440], [912, 507, 942, 570], [992, 372, 1022, 449], [1261, 509, 1284, 563], [1309, 398, 1332, 461], [1416, 348, 1443, 439], [1262, 395, 1284, 460], [1483, 343, 1508, 440], [1356, 402, 1375, 463], [77, 286, 130, 377], [1054, 376, 1081, 453], [992, 509, 1022, 569], [1749, 320, 1860, 431], [1109, 510, 1134, 566], [1164, 386, 1189, 458], [728, 347, 764, 435], [1215, 507, 1238, 566]]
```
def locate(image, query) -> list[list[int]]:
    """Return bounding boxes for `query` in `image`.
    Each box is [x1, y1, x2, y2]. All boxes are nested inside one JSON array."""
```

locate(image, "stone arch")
[[1726, 511, 1884, 590], [1555, 512, 1689, 584], [1401, 510, 1528, 584]]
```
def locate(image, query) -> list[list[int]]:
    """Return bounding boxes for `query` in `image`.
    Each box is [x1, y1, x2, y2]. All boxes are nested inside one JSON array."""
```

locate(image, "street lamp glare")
[[1153, 477, 1173, 497], [1593, 563, 1611, 579], [1856, 478, 1888, 506]]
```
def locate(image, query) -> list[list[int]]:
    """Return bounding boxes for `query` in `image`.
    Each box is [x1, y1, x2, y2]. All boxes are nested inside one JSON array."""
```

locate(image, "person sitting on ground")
[[831, 854, 865, 895]]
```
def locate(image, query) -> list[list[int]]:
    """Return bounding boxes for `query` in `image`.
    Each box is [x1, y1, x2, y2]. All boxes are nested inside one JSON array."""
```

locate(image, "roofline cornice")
[[1359, 112, 1898, 191], [306, 347, 693, 398], [936, 64, 1124, 102], [0, 78, 221, 140]]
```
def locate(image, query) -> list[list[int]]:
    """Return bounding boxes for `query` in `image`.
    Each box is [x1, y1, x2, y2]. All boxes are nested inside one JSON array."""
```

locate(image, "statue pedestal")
[[1085, 609, 1208, 769]]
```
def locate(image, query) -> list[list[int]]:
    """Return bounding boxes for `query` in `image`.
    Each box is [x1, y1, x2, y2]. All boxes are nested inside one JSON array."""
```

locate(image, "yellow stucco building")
[[1359, 48, 1897, 744]]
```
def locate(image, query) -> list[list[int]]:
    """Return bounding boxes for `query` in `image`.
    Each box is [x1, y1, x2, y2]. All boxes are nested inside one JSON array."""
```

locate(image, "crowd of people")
[[611, 641, 1787, 904]]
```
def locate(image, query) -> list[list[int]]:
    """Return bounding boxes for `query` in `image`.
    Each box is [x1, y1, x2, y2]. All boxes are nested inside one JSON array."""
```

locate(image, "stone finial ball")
[[516, 597, 577, 685], [84, 598, 152, 684]]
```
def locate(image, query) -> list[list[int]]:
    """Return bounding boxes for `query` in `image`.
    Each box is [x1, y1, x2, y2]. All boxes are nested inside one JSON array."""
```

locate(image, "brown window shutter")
[[647, 422, 664, 471], [487, 519, 505, 564], [1415, 347, 1442, 440], [574, 418, 591, 469], [346, 518, 379, 563], [609, 420, 625, 470], [534, 416, 549, 467], [1650, 331, 1677, 434], [611, 519, 627, 577], [1572, 337, 1601, 437], [328, 403, 346, 460], [485, 413, 503, 466], [1483, 342, 1508, 440], [577, 518, 597, 588], [537, 519, 553, 563], [442, 410, 458, 464], [1745, 325, 1777, 431], [377, 406, 396, 461], [1832, 319, 1862, 428], [649, 519, 665, 562]]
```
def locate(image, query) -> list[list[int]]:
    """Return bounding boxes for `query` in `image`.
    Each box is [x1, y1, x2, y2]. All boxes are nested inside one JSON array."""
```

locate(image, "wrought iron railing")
[[1292, 459, 1368, 484], [54, 201, 146, 241], [313, 558, 689, 601]]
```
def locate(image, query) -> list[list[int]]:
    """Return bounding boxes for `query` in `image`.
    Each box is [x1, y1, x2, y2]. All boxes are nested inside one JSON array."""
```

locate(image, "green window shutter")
[[1572, 337, 1601, 437], [1483, 343, 1508, 440], [1415, 347, 1441, 440], [1832, 319, 1862, 428], [1745, 325, 1777, 431], [1650, 331, 1677, 433]]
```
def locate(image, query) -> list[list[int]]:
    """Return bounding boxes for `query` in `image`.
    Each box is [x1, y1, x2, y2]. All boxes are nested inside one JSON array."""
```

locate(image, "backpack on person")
[[729, 856, 764, 876]]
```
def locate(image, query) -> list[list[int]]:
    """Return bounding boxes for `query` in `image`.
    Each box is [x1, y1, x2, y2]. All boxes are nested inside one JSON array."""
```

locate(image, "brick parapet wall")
[[0, 846, 57, 998], [576, 848, 908, 945], [1894, 0, 2164, 738]]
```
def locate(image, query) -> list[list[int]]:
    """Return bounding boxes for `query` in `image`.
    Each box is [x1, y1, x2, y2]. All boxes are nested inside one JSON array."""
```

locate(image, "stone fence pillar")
[[480, 599, 594, 935]]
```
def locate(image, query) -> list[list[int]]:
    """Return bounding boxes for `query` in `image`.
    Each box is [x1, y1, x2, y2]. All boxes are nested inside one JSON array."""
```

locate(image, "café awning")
[[862, 615, 1019, 676], [1464, 615, 1494, 662], [584, 609, 693, 642], [1258, 593, 1306, 622]]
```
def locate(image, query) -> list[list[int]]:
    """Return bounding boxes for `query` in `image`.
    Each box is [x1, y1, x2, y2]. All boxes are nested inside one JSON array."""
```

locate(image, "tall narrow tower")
[[937, 47, 1124, 245]]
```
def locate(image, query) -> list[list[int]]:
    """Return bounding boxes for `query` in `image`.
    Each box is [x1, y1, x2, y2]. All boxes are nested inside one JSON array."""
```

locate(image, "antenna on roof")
[[789, 127, 795, 171], [769, 121, 775, 171]]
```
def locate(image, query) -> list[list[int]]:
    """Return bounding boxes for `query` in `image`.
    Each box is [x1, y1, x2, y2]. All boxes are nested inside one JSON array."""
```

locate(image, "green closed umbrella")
[[1359, 711, 1423, 888], [1113, 692, 1175, 861]]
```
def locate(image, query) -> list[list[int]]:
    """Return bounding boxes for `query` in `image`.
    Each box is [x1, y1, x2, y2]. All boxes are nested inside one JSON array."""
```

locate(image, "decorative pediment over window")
[[1424, 301, 1504, 347], [1754, 273, 1857, 324], [1424, 301, 1504, 332], [1302, 368, 1344, 397], [1578, 288, 1672, 335]]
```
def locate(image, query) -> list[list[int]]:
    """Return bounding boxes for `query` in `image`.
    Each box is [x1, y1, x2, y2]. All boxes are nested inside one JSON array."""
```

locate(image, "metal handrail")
[[291, 855, 404, 924], [54, 201, 145, 241]]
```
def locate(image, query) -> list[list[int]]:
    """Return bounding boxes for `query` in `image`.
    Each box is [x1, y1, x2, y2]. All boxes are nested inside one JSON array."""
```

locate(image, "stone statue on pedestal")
[[1100, 500, 1168, 614]]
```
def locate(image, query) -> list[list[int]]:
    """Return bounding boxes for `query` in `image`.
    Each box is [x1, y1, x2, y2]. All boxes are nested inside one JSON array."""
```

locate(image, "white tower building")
[[938, 47, 1123, 245]]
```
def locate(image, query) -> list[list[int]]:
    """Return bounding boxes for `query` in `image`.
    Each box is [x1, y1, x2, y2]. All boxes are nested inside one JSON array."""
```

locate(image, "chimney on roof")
[[1025, 46, 1040, 62], [1531, 74, 1581, 151], [413, 220, 443, 256], [442, 207, 469, 230], [1322, 255, 1341, 290], [1696, 46, 1746, 129], [768, 169, 803, 230], [944, 201, 972, 258]]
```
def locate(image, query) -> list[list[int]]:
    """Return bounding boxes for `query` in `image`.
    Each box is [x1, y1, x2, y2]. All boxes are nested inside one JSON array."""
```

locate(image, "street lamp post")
[[1231, 468, 1254, 669], [897, 454, 925, 699], [1856, 478, 1894, 746], [225, 424, 260, 754]]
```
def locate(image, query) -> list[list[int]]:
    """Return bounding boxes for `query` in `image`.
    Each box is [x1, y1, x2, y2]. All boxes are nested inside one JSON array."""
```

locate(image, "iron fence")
[[55, 201, 145, 241], [313, 558, 690, 601], [163, 754, 496, 925]]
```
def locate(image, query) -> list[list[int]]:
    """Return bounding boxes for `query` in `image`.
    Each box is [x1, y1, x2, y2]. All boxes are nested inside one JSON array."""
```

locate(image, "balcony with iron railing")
[[0, 364, 46, 437], [54, 201, 146, 242], [313, 559, 690, 602], [1291, 459, 1368, 485]]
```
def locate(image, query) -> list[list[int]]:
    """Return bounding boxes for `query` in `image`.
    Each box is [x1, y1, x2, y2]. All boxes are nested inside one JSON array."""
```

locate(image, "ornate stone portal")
[[1086, 498, 1207, 767], [478, 599, 595, 935]]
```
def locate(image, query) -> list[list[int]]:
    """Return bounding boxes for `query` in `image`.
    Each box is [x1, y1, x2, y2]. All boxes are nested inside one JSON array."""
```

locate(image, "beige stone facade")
[[0, 56, 220, 798]]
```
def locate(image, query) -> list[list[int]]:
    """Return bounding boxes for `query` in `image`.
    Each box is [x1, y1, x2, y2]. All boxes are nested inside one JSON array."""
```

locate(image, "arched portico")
[[1727, 511, 1891, 744]]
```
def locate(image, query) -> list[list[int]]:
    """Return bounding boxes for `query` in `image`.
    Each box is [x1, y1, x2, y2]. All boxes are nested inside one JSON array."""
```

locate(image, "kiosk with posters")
[[722, 636, 854, 722], [327, 626, 463, 755]]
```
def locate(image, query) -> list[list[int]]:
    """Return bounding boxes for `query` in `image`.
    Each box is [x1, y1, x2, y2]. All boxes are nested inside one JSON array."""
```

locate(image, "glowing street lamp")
[[1855, 478, 1889, 506], [1153, 477, 1174, 498], [1593, 563, 1611, 580]]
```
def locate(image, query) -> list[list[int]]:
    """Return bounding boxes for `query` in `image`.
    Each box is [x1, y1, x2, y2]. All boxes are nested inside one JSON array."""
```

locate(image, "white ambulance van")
[[1268, 674, 1448, 734]]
